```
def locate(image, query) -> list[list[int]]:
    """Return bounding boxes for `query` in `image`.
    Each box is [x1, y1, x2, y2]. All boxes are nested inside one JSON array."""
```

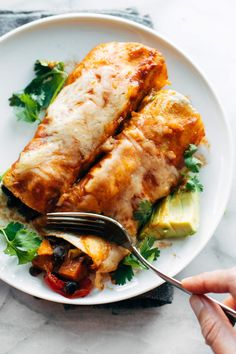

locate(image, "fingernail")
[[190, 295, 204, 318]]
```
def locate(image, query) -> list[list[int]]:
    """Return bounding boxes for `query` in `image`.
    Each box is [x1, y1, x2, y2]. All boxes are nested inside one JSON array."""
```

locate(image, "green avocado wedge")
[[140, 190, 199, 239]]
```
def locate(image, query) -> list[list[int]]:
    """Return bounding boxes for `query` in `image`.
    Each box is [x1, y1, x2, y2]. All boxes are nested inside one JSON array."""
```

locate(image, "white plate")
[[0, 14, 233, 305]]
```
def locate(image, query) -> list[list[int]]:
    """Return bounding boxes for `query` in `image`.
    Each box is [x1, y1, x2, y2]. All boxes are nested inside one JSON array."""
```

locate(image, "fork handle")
[[131, 245, 236, 325]]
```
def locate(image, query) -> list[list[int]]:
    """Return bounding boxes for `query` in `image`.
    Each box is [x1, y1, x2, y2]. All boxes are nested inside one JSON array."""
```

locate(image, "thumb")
[[190, 295, 236, 354]]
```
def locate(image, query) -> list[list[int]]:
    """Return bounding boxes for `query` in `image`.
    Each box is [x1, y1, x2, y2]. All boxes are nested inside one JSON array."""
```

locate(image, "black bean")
[[29, 266, 42, 277], [53, 245, 66, 262], [64, 281, 78, 295]]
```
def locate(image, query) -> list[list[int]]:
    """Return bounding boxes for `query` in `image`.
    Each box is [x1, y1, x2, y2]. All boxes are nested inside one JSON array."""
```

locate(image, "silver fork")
[[46, 211, 236, 323]]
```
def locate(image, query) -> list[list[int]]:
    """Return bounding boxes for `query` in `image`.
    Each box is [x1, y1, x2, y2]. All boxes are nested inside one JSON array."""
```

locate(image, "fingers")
[[224, 295, 236, 310], [182, 268, 236, 297], [190, 295, 236, 354], [183, 269, 236, 353]]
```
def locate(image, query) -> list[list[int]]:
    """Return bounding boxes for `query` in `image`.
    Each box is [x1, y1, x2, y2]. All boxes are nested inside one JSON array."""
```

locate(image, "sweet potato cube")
[[32, 255, 54, 272], [37, 239, 53, 256], [58, 258, 88, 282]]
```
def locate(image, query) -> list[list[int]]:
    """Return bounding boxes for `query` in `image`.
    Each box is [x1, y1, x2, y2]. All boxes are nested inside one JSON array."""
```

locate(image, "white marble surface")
[[0, 0, 235, 353]]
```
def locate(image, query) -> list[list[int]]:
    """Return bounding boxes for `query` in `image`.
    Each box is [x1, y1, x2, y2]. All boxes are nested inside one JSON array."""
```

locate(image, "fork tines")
[[46, 212, 106, 236]]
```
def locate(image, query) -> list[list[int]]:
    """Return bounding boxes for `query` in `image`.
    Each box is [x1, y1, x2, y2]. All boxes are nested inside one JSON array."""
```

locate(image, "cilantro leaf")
[[183, 144, 204, 192], [9, 93, 40, 123], [34, 60, 56, 76], [184, 144, 198, 158], [112, 237, 160, 285], [3, 222, 24, 240], [184, 156, 202, 173], [9, 60, 67, 123], [139, 237, 160, 262], [9, 93, 25, 107], [123, 253, 146, 270], [134, 200, 153, 227], [184, 144, 202, 173], [185, 175, 203, 192], [0, 222, 42, 264], [112, 264, 134, 285], [123, 237, 160, 270], [34, 60, 65, 76]]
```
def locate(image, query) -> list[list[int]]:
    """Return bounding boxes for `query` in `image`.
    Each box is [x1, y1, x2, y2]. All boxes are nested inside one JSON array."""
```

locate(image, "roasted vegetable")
[[32, 255, 54, 272], [37, 239, 53, 256], [44, 272, 92, 298], [58, 257, 88, 282]]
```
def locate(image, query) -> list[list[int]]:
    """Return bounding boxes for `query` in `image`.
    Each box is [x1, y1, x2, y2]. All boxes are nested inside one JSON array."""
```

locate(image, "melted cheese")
[[160, 90, 193, 111], [58, 89, 205, 238], [46, 66, 129, 158], [4, 42, 168, 213]]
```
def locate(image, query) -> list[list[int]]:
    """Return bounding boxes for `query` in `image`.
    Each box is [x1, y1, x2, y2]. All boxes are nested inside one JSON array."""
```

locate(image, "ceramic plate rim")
[[0, 13, 234, 305]]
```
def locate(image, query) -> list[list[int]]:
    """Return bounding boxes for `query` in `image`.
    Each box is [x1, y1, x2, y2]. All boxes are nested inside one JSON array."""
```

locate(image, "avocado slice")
[[140, 190, 199, 239]]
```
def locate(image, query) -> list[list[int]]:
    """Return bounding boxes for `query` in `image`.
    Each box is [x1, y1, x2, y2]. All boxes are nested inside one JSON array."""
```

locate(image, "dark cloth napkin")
[[0, 8, 153, 35], [0, 7, 173, 309]]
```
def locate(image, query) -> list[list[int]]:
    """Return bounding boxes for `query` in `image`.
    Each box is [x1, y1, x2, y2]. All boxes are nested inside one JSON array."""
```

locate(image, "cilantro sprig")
[[0, 222, 42, 264], [185, 175, 203, 192], [183, 144, 203, 192], [111, 264, 134, 286], [134, 200, 153, 228], [9, 60, 67, 123], [184, 144, 197, 157], [112, 237, 160, 285], [124, 237, 160, 269], [184, 144, 202, 173]]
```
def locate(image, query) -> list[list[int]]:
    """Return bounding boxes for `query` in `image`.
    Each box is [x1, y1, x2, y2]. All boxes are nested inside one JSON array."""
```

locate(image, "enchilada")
[[3, 42, 168, 214], [41, 89, 205, 291]]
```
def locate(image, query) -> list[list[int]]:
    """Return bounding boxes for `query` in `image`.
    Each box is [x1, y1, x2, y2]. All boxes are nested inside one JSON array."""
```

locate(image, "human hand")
[[182, 268, 236, 354]]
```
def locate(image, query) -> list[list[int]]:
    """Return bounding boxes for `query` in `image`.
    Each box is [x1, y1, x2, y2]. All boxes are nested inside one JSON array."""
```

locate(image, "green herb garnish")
[[134, 200, 153, 228], [9, 93, 39, 123], [124, 237, 160, 269], [184, 144, 198, 157], [183, 144, 204, 192], [112, 236, 160, 285], [112, 264, 134, 286], [9, 60, 67, 123], [185, 175, 203, 192], [184, 144, 202, 173], [139, 236, 160, 262], [0, 222, 42, 264]]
